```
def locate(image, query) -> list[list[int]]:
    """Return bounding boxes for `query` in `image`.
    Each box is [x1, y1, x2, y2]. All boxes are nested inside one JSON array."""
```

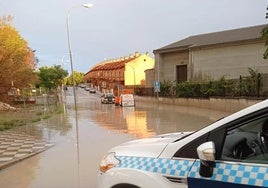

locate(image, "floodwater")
[[0, 88, 229, 188]]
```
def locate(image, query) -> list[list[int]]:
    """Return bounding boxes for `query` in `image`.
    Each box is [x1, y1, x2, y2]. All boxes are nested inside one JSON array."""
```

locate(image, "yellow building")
[[84, 52, 154, 95]]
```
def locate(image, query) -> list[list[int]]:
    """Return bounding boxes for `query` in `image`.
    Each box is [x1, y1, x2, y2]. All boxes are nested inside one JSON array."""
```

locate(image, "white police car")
[[98, 99, 268, 188]]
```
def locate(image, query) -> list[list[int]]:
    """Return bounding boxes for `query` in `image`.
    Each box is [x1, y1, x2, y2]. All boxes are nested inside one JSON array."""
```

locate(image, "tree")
[[65, 71, 85, 85], [0, 16, 38, 102], [261, 7, 268, 59], [37, 65, 68, 90], [261, 28, 268, 59]]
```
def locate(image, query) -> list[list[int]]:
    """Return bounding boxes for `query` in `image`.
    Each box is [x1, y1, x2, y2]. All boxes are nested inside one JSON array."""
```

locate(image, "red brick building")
[[84, 52, 154, 95]]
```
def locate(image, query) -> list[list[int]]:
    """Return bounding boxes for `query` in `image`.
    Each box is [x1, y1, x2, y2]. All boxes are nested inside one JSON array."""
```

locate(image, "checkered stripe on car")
[[189, 161, 268, 187], [116, 156, 194, 177]]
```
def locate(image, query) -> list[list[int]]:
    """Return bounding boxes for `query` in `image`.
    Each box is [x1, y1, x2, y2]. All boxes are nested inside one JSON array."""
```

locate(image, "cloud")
[[0, 0, 267, 72]]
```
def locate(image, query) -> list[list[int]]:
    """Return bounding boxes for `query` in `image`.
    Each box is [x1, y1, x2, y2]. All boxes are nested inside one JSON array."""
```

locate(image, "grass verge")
[[0, 104, 63, 131]]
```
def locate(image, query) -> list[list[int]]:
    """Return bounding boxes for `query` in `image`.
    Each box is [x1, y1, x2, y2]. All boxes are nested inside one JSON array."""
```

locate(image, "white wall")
[[135, 96, 261, 113], [159, 51, 189, 82], [192, 42, 268, 80]]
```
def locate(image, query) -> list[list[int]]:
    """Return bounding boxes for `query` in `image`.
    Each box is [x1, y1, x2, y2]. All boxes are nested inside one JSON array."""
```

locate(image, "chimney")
[[135, 51, 140, 57]]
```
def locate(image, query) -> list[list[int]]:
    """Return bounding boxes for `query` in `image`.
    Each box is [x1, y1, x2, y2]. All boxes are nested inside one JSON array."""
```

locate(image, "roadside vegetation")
[[0, 16, 38, 103], [0, 104, 64, 131], [159, 68, 264, 98], [0, 16, 70, 132]]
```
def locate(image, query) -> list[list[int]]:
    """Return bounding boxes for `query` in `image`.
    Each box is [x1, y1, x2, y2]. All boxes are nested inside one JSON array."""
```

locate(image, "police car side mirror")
[[197, 141, 216, 178]]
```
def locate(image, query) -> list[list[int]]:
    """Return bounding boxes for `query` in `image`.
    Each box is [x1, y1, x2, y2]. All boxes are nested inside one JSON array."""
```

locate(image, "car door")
[[187, 114, 268, 188]]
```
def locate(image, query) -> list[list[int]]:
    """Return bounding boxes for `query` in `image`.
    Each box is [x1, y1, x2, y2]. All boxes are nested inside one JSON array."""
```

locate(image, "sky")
[[0, 0, 267, 73]]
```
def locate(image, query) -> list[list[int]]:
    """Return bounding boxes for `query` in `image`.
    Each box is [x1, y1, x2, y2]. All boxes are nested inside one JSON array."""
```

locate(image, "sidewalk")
[[0, 129, 54, 170]]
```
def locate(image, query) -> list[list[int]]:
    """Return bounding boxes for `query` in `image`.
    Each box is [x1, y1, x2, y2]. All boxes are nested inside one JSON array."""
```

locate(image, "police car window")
[[221, 116, 268, 164]]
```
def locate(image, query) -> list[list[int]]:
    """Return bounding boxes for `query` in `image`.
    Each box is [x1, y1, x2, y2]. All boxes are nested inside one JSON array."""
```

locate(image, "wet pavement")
[[0, 129, 54, 170]]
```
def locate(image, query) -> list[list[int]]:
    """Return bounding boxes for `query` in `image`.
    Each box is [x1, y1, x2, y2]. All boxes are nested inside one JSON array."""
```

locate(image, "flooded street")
[[0, 88, 229, 188]]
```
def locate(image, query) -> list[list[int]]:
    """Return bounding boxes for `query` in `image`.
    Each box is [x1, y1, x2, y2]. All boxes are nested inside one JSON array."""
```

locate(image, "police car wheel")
[[111, 184, 140, 188]]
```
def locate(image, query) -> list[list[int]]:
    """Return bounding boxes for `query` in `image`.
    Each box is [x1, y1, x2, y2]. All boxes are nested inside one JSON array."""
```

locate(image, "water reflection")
[[89, 100, 229, 139], [0, 155, 41, 188], [122, 108, 155, 138], [14, 113, 72, 140]]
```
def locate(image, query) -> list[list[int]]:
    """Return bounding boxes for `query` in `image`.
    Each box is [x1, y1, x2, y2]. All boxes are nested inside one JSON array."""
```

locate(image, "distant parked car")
[[89, 88, 96, 93], [101, 93, 115, 104], [79, 84, 86, 88], [85, 86, 90, 91]]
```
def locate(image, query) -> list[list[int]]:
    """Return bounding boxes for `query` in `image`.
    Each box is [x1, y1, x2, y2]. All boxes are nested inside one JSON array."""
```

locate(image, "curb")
[[0, 144, 54, 170]]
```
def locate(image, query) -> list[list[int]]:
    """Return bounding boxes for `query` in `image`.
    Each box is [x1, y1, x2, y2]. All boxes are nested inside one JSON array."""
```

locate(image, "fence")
[[135, 73, 268, 99], [0, 86, 59, 106]]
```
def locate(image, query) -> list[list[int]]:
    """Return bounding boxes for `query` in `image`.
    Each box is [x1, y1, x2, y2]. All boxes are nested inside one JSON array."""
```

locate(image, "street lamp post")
[[127, 64, 136, 93], [66, 3, 93, 110]]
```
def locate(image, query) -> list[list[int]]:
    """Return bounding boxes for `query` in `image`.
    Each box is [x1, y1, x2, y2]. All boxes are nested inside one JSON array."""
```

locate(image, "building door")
[[176, 65, 187, 83]]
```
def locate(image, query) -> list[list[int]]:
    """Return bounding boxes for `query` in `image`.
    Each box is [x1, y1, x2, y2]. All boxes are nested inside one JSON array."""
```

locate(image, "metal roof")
[[154, 24, 268, 53]]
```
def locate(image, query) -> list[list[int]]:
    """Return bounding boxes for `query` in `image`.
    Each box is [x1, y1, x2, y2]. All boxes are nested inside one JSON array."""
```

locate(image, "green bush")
[[177, 81, 201, 98], [159, 68, 263, 98]]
